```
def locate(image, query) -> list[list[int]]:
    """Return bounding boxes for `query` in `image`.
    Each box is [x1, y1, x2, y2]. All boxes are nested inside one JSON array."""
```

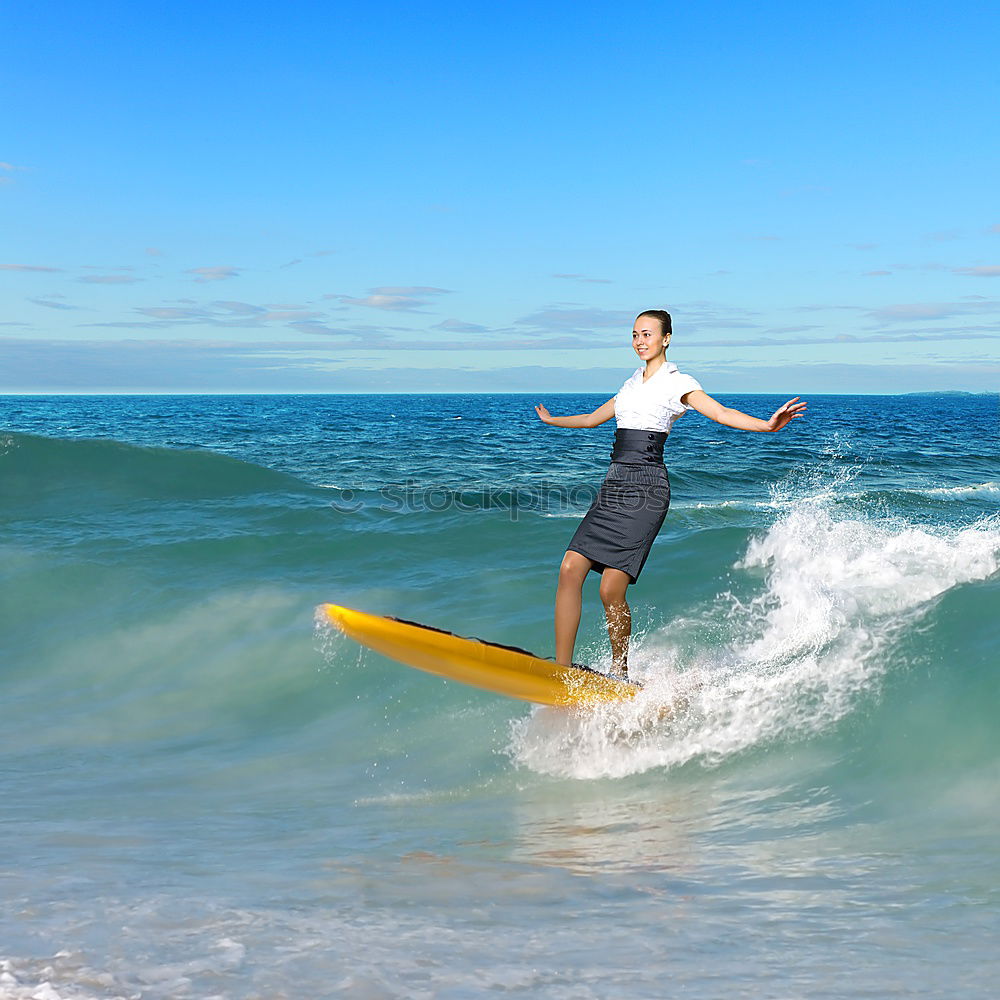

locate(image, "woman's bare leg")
[[555, 550, 593, 665], [599, 568, 632, 676]]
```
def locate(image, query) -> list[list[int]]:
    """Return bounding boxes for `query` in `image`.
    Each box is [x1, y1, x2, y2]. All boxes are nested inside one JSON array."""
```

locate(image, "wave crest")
[[509, 499, 1000, 780]]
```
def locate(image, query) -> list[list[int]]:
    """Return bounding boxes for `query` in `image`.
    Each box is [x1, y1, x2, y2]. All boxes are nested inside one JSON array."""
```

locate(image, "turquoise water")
[[1, 392, 998, 998]]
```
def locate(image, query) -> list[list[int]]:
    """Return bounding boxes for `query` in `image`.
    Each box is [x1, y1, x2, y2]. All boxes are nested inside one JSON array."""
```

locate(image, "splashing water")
[[509, 498, 1000, 780]]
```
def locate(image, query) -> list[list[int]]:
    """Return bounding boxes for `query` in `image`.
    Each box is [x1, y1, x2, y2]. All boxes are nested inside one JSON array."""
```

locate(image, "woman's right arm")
[[535, 397, 616, 429]]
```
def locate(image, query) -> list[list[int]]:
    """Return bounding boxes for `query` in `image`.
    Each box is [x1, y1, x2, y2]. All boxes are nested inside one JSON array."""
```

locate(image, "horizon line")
[[2, 390, 995, 398]]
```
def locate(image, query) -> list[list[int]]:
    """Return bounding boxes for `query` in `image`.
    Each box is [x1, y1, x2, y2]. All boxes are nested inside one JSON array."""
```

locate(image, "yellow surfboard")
[[319, 604, 639, 707]]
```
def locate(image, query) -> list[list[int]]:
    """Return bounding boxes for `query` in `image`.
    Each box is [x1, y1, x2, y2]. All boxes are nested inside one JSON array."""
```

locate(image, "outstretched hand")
[[534, 403, 553, 424], [767, 397, 808, 432]]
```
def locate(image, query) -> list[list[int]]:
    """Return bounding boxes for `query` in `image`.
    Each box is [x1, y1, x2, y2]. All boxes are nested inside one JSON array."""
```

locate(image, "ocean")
[[1, 391, 998, 999]]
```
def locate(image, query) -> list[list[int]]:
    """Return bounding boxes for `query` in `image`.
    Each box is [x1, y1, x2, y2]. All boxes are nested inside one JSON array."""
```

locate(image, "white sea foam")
[[0, 937, 246, 1000], [509, 501, 1000, 780], [922, 481, 1000, 497], [687, 498, 772, 510], [683, 479, 1000, 512]]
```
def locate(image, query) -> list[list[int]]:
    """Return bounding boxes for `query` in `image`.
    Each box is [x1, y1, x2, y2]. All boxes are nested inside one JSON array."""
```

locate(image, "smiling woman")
[[534, 309, 807, 677]]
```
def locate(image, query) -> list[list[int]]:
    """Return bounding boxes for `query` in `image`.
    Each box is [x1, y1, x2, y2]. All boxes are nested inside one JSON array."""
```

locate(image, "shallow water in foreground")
[[1, 392, 998, 998]]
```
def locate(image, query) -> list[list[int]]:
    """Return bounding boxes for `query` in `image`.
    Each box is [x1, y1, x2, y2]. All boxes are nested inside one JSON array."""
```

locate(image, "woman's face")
[[632, 316, 669, 361]]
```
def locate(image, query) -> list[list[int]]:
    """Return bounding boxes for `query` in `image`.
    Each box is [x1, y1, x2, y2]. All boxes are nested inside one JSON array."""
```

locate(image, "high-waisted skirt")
[[566, 428, 671, 583]]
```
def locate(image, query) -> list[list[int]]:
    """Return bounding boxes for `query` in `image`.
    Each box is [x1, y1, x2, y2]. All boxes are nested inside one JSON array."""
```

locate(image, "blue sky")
[[2, 0, 998, 393]]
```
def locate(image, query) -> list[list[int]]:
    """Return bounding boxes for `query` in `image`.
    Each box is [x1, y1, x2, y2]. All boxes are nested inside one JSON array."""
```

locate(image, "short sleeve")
[[675, 373, 703, 410]]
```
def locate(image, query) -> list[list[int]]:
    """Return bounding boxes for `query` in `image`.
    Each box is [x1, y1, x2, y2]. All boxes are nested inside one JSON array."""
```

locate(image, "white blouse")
[[614, 362, 703, 433]]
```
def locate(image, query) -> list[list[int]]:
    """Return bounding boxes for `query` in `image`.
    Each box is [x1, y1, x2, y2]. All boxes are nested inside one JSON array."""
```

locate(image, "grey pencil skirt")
[[566, 428, 671, 583]]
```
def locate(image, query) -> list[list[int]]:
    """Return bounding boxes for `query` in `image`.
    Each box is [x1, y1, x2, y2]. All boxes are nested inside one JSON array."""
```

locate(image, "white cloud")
[[372, 286, 450, 296], [552, 273, 613, 284], [333, 286, 452, 312], [137, 306, 208, 321], [96, 299, 363, 336], [693, 328, 1000, 348], [670, 301, 762, 331], [29, 297, 79, 310], [870, 303, 961, 322], [865, 299, 1000, 323], [188, 266, 241, 282], [259, 310, 324, 323], [432, 318, 489, 333], [212, 301, 264, 316], [0, 162, 27, 185], [515, 307, 632, 333], [289, 320, 375, 337], [1, 263, 63, 272], [953, 266, 1000, 277]]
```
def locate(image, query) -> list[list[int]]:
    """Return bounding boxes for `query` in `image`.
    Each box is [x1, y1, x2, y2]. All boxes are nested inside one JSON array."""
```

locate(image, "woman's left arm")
[[683, 390, 807, 433]]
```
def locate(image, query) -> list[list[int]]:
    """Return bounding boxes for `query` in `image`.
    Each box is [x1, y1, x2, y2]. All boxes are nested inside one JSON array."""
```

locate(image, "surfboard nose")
[[316, 603, 638, 707], [320, 603, 349, 629]]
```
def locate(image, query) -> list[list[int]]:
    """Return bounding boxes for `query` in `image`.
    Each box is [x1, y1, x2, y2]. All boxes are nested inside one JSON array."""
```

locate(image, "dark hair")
[[636, 309, 672, 337]]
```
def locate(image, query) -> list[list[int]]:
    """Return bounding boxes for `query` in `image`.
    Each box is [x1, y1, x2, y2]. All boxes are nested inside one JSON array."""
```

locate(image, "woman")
[[535, 309, 806, 678]]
